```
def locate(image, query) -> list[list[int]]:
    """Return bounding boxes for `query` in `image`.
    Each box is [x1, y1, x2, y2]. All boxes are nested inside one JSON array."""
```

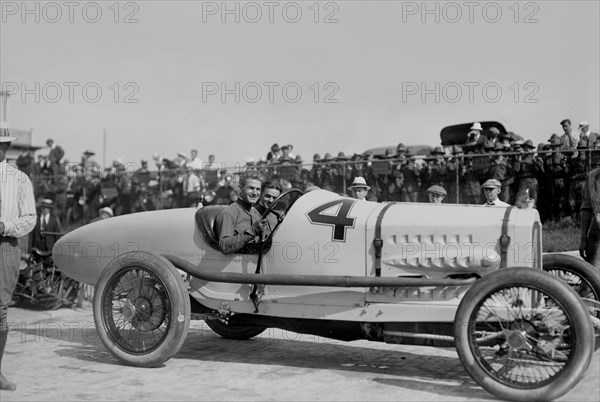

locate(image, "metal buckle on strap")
[[373, 202, 396, 277]]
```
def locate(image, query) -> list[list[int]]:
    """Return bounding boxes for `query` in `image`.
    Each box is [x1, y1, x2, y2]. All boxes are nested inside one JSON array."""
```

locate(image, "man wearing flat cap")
[[0, 122, 37, 391], [427, 185, 446, 204], [348, 176, 371, 201], [482, 179, 510, 207]]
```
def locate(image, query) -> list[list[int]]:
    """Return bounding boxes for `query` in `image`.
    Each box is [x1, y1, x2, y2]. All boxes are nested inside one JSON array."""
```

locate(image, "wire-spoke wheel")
[[455, 269, 594, 402], [543, 254, 600, 322], [94, 252, 190, 367]]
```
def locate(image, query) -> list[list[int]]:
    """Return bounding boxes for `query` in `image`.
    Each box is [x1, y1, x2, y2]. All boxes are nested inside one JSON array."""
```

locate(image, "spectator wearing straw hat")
[[1, 122, 37, 391], [467, 122, 488, 148], [29, 198, 61, 253], [348, 176, 371, 201]]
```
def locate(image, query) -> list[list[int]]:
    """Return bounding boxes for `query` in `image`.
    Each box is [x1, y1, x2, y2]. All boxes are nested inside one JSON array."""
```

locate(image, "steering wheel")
[[259, 188, 303, 240]]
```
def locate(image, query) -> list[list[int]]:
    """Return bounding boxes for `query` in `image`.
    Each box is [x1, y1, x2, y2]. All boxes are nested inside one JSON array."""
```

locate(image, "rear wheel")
[[543, 254, 600, 332], [205, 318, 266, 340], [543, 253, 600, 302], [93, 251, 190, 367], [455, 268, 594, 401]]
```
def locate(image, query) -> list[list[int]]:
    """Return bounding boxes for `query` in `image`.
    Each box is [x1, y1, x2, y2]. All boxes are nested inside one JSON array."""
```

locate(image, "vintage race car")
[[53, 189, 599, 402]]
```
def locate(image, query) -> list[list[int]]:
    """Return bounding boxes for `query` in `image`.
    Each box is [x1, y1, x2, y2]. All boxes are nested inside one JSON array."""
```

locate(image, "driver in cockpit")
[[214, 171, 270, 254]]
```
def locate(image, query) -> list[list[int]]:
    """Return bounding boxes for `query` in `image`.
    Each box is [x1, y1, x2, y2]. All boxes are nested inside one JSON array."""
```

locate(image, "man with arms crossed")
[[0, 123, 37, 390]]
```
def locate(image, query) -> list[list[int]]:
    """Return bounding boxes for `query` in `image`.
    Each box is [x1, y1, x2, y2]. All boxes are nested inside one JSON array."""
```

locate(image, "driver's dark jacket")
[[214, 198, 263, 254]]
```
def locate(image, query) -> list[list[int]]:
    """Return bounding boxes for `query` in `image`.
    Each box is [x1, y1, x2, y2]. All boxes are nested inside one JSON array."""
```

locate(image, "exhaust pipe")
[[163, 254, 476, 288]]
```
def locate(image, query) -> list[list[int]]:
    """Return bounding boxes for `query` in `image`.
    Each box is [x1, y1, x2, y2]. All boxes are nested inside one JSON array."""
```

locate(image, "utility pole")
[[103, 128, 107, 169], [0, 91, 10, 123]]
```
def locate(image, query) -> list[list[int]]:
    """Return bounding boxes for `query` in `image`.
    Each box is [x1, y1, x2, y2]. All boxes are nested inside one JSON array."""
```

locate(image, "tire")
[[454, 268, 594, 402], [93, 251, 190, 367], [205, 318, 266, 340], [543, 254, 600, 303]]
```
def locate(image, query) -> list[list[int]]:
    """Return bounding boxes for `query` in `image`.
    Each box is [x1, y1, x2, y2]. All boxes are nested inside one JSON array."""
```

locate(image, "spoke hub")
[[122, 302, 136, 321], [135, 299, 152, 320], [504, 329, 530, 350]]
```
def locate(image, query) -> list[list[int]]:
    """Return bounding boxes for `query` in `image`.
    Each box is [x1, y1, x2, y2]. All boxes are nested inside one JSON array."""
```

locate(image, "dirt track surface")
[[1, 304, 599, 401]]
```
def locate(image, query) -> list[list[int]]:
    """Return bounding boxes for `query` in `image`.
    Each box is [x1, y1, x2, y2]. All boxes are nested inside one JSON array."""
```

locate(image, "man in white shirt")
[[184, 168, 202, 194], [0, 122, 37, 391], [482, 179, 510, 207], [187, 149, 204, 170], [559, 119, 578, 150]]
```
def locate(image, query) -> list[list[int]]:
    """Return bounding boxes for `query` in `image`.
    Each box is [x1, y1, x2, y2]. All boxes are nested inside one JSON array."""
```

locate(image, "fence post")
[[342, 162, 347, 195], [455, 163, 460, 204], [158, 168, 163, 210]]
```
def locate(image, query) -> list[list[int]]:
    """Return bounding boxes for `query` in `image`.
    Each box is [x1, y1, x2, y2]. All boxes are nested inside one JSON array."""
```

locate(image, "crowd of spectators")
[[11, 119, 600, 228]]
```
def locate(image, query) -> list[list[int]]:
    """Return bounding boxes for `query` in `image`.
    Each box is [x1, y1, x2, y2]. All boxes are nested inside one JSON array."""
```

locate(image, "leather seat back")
[[195, 206, 226, 251]]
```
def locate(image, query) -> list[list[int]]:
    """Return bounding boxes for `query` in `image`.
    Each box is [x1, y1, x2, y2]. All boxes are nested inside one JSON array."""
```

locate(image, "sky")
[[1, 0, 599, 168]]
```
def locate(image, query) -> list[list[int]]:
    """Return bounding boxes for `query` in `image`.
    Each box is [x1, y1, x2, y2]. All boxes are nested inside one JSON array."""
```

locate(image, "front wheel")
[[93, 251, 190, 367], [455, 268, 594, 402]]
